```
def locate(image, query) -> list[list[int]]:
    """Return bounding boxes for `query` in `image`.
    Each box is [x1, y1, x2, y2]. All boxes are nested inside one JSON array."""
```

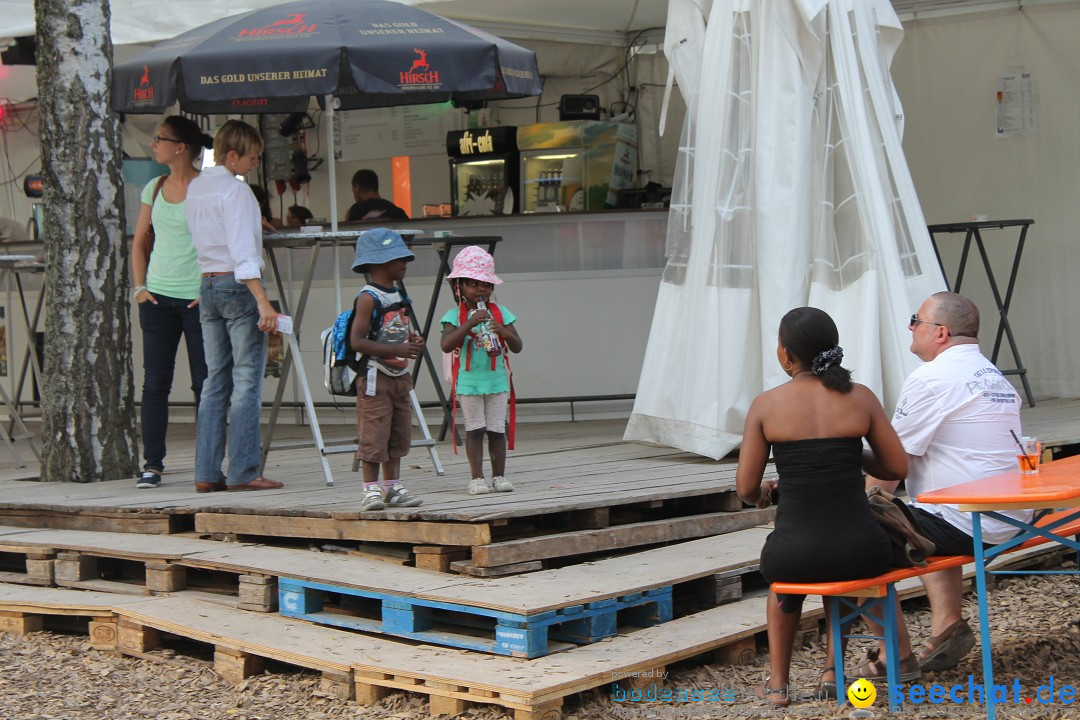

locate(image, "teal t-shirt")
[[441, 304, 516, 395], [141, 175, 201, 300]]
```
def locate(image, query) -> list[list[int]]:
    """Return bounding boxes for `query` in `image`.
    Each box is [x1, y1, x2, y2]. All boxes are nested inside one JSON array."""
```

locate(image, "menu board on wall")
[[333, 102, 466, 161]]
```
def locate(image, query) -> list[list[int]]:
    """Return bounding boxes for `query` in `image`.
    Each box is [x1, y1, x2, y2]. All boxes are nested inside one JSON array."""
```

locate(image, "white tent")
[[624, 0, 946, 459]]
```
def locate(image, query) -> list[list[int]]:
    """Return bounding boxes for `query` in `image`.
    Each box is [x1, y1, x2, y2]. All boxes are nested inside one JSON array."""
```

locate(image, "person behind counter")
[[184, 119, 282, 493], [286, 205, 313, 227], [345, 169, 409, 222], [0, 216, 28, 242], [130, 115, 214, 489], [249, 183, 277, 233]]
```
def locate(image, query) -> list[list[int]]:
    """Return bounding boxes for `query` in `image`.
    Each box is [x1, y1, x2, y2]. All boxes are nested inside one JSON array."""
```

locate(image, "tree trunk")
[[35, 0, 138, 482]]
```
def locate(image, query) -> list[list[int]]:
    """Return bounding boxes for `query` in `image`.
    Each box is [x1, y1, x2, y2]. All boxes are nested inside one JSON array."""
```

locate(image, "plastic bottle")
[[475, 299, 503, 357]]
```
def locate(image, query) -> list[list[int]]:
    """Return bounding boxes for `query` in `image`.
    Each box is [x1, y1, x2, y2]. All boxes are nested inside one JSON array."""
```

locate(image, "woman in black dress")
[[736, 307, 909, 706]]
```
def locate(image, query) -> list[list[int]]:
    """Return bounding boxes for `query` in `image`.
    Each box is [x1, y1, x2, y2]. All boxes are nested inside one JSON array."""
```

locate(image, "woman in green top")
[[130, 116, 213, 489]]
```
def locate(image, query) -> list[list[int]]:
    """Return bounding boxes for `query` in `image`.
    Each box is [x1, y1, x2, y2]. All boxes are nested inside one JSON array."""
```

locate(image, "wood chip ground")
[[3, 563, 1077, 719]]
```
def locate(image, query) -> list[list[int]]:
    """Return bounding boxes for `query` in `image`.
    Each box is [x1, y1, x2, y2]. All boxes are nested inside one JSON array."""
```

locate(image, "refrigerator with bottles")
[[517, 120, 638, 213], [446, 127, 519, 216]]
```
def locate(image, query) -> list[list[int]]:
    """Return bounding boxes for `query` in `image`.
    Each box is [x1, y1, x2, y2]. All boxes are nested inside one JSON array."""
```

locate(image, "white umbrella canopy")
[[625, 0, 946, 459]]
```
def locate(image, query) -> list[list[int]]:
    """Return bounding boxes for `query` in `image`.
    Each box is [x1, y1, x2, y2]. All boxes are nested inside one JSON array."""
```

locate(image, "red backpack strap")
[[450, 301, 471, 454], [487, 303, 515, 450], [504, 353, 516, 450], [449, 347, 461, 454]]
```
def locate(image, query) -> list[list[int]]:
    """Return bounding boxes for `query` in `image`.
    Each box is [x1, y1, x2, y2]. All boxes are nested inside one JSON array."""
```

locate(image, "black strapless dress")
[[760, 437, 893, 611]]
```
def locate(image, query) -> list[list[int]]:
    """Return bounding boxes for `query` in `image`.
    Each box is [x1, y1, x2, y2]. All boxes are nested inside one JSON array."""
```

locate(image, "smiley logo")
[[847, 678, 876, 708]]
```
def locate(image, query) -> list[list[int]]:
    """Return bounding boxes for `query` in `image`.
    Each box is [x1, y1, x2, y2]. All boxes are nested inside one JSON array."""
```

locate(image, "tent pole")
[[326, 93, 342, 312]]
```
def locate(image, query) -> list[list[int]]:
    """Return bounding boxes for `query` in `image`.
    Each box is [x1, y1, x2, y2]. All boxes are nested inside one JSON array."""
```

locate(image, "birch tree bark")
[[35, 0, 138, 482]]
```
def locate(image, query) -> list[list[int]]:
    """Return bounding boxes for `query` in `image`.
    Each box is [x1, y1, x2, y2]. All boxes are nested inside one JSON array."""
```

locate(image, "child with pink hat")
[[439, 246, 523, 495]]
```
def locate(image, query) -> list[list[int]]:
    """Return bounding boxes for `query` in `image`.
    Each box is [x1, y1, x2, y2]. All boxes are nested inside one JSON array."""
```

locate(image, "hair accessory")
[[446, 245, 501, 285], [811, 346, 844, 375]]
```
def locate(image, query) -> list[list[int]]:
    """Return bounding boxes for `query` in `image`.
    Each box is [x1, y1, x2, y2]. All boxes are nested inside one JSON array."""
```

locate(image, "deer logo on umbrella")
[[270, 13, 305, 27], [134, 65, 155, 102], [409, 49, 430, 73], [400, 48, 439, 88]]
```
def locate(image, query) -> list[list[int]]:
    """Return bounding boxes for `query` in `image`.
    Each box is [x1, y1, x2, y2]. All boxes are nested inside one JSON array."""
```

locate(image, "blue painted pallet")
[[278, 578, 673, 658]]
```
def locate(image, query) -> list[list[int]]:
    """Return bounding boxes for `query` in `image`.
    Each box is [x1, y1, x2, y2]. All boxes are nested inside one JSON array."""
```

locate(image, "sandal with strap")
[[917, 618, 975, 672], [815, 667, 837, 700], [755, 677, 791, 707], [851, 648, 922, 683]]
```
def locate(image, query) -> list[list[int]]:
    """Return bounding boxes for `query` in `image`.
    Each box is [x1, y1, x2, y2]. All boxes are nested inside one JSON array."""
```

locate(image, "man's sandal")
[[755, 678, 791, 707], [851, 648, 922, 683], [918, 618, 975, 671]]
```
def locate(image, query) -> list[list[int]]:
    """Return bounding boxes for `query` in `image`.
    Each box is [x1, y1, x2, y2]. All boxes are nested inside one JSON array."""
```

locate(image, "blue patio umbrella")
[[111, 0, 542, 305], [111, 0, 542, 115]]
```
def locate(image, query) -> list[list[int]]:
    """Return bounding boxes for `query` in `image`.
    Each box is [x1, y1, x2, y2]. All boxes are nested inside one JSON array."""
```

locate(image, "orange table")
[[918, 455, 1080, 719]]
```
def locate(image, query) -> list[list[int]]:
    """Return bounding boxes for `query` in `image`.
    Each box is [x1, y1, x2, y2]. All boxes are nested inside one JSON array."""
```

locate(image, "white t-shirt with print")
[[895, 343, 1030, 544]]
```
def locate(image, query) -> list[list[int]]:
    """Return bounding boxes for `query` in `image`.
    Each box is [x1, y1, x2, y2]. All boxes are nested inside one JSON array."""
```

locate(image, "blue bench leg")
[[828, 597, 845, 709], [883, 586, 902, 712]]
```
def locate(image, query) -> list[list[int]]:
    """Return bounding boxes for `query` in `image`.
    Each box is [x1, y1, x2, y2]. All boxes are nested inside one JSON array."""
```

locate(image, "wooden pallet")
[[0, 439, 766, 570], [280, 578, 672, 658], [1, 542, 1068, 719], [0, 524, 769, 616], [0, 585, 776, 720]]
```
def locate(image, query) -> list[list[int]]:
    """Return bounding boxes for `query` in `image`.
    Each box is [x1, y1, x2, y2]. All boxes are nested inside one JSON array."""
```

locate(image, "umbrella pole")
[[326, 93, 342, 312]]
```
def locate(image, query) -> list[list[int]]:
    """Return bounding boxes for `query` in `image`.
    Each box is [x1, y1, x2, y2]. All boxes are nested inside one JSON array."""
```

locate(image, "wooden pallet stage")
[[0, 539, 1063, 720], [0, 524, 768, 656], [0, 420, 779, 574]]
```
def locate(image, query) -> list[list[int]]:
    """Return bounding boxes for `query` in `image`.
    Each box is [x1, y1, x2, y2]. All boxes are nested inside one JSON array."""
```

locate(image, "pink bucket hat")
[[447, 245, 502, 285]]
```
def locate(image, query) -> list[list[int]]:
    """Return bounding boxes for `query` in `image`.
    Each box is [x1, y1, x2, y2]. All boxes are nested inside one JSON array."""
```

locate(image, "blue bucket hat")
[[351, 228, 414, 273]]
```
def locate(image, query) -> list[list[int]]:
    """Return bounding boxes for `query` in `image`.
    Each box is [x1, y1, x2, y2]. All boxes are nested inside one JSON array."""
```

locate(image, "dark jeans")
[[139, 294, 207, 472]]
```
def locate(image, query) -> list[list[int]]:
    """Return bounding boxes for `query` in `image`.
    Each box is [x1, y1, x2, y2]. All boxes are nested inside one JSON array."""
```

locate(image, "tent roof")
[[0, 0, 1059, 49]]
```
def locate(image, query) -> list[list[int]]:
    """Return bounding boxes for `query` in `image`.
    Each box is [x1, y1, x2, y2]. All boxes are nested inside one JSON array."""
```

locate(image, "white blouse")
[[184, 166, 264, 281]]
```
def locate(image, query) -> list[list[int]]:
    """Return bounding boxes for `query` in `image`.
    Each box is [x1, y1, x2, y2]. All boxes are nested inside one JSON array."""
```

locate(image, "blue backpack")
[[320, 287, 411, 396]]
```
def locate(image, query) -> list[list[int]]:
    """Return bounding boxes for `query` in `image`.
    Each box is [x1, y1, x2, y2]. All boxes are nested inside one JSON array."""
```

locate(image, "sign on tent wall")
[[333, 103, 466, 162]]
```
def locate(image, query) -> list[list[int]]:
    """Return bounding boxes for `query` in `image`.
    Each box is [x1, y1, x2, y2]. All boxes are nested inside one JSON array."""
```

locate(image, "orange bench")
[[769, 509, 1080, 709]]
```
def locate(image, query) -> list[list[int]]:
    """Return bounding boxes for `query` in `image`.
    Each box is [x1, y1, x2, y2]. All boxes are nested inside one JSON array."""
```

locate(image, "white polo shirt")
[[184, 166, 264, 281], [895, 343, 1030, 544]]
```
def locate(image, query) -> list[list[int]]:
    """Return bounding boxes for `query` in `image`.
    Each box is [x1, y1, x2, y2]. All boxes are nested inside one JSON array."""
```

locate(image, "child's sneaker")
[[361, 485, 385, 511], [468, 477, 492, 495], [384, 482, 423, 507], [136, 470, 161, 489], [491, 476, 514, 492]]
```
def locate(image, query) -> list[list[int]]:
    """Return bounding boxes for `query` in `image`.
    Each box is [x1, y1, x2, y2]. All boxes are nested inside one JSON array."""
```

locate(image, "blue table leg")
[[972, 513, 996, 720]]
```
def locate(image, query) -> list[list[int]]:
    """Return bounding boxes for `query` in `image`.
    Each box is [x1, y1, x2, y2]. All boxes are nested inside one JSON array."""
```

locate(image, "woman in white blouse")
[[184, 120, 282, 493]]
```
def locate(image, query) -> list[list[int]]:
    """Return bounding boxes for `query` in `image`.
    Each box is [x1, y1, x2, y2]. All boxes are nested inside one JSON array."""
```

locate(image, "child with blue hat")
[[348, 228, 425, 511]]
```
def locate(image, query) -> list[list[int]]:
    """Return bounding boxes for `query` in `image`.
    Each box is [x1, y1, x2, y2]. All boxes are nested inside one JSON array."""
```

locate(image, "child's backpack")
[[321, 309, 360, 396], [321, 286, 412, 397]]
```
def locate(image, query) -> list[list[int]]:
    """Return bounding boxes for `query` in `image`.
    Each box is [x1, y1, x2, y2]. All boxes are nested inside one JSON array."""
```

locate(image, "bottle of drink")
[[475, 299, 503, 357]]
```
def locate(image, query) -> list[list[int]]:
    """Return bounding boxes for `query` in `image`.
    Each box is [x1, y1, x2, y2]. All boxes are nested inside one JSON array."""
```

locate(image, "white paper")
[[995, 71, 1035, 138], [276, 314, 294, 335]]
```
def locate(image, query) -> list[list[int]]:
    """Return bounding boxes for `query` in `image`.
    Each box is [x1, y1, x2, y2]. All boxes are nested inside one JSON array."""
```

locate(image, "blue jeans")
[[195, 275, 267, 486], [139, 294, 207, 472]]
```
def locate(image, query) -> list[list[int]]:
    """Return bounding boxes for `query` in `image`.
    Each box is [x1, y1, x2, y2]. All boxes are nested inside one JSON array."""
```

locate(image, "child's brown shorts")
[[355, 371, 413, 463]]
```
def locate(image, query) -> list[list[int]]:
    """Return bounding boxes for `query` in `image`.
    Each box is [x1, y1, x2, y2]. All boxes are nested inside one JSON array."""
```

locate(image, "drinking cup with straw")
[[1010, 429, 1040, 474]]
